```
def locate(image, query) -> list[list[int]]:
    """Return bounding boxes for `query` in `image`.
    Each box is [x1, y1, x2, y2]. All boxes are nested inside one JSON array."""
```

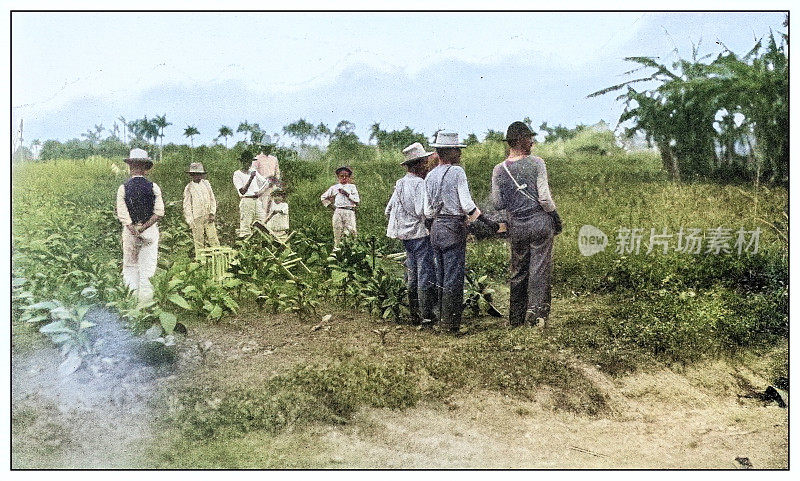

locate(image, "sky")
[[10, 11, 788, 146]]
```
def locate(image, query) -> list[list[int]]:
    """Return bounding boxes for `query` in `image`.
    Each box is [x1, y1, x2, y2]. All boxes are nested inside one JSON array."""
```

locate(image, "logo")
[[578, 225, 608, 257]]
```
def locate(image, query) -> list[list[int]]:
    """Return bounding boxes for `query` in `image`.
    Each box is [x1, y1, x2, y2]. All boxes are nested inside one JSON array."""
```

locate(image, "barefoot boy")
[[321, 166, 360, 245]]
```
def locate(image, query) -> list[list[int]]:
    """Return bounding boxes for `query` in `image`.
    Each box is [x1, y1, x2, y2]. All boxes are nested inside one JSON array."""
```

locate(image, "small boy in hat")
[[264, 189, 290, 242], [321, 166, 360, 245], [233, 150, 270, 237], [115, 148, 164, 305], [183, 162, 220, 255], [386, 142, 437, 326]]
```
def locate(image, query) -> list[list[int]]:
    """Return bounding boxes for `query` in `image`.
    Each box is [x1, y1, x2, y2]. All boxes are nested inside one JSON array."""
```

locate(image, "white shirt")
[[183, 179, 217, 224], [321, 183, 360, 208], [385, 173, 428, 240], [233, 168, 269, 197], [115, 177, 164, 226], [423, 164, 478, 218]]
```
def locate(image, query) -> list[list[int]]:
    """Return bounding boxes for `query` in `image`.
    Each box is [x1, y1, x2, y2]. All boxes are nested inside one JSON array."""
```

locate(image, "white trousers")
[[237, 197, 266, 237], [122, 224, 159, 305], [332, 208, 357, 245]]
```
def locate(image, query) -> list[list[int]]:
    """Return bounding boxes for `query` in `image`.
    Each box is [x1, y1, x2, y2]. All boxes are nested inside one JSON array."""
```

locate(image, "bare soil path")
[[11, 307, 788, 469]]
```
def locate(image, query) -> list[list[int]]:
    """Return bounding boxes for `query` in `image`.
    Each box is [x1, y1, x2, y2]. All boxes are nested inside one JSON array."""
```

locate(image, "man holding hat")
[[321, 166, 360, 245], [183, 162, 220, 255], [424, 132, 501, 334], [385, 142, 437, 326], [491, 121, 562, 328], [115, 148, 164, 305], [233, 150, 270, 237]]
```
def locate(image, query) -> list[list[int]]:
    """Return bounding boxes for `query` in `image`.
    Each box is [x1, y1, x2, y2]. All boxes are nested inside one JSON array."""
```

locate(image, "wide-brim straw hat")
[[430, 132, 466, 148], [124, 148, 152, 164], [187, 162, 206, 174], [335, 166, 353, 175], [401, 142, 435, 165]]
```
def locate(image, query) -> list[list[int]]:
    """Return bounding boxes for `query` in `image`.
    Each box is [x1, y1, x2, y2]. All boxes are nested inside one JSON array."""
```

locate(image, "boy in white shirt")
[[321, 166, 360, 245], [233, 150, 269, 237], [265, 189, 290, 242], [183, 162, 220, 255]]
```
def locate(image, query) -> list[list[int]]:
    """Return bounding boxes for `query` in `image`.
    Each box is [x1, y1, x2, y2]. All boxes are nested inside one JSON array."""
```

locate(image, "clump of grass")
[[554, 281, 788, 374], [421, 329, 609, 415], [168, 356, 420, 440]]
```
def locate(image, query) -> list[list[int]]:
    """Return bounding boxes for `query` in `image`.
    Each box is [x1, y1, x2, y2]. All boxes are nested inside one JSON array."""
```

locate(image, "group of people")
[[384, 123, 561, 334], [114, 148, 289, 305], [114, 120, 561, 333]]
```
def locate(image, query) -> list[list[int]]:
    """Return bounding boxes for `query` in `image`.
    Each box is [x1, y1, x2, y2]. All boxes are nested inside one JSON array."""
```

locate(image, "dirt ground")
[[11, 307, 788, 469]]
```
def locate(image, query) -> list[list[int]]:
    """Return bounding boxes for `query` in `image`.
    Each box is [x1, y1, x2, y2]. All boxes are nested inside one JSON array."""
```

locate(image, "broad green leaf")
[[159, 311, 178, 335], [169, 293, 192, 310], [22, 300, 60, 311], [24, 314, 48, 324], [40, 320, 71, 334], [75, 306, 91, 320], [209, 305, 223, 319], [49, 333, 72, 344], [330, 270, 348, 284], [80, 286, 97, 298]]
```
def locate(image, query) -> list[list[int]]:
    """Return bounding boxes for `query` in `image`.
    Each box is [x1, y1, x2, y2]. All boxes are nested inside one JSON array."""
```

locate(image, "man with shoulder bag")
[[491, 121, 562, 328]]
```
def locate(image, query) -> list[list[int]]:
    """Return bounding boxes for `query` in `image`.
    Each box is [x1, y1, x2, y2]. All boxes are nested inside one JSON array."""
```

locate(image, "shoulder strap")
[[502, 160, 539, 204], [433, 165, 453, 215]]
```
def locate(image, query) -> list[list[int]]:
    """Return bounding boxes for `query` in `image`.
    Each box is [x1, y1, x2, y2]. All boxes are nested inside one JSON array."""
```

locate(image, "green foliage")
[[168, 356, 420, 440], [153, 258, 240, 322], [368, 122, 428, 150], [591, 30, 788, 183]]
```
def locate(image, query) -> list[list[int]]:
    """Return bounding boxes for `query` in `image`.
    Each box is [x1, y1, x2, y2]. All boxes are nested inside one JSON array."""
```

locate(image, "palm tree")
[[237, 121, 251, 143], [118, 116, 128, 145], [184, 125, 200, 160], [368, 122, 384, 147], [217, 125, 233, 148], [152, 114, 171, 161]]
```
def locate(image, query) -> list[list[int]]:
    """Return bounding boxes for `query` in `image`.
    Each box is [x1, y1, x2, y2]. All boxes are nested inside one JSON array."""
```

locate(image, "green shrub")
[[169, 356, 420, 440]]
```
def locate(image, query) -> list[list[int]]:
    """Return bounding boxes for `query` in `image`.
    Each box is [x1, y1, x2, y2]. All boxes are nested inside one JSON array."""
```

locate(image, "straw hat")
[[124, 148, 152, 164], [187, 162, 206, 174], [401, 142, 435, 165], [430, 132, 466, 148]]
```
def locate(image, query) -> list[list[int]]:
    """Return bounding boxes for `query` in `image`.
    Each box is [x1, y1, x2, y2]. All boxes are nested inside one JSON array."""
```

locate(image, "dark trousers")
[[403, 236, 436, 320], [430, 216, 467, 331], [508, 211, 554, 326], [404, 236, 435, 292]]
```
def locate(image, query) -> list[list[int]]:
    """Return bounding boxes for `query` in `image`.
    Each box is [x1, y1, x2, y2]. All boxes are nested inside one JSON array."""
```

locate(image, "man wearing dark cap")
[[386, 142, 437, 326], [424, 132, 501, 334], [491, 121, 562, 328], [115, 148, 164, 305]]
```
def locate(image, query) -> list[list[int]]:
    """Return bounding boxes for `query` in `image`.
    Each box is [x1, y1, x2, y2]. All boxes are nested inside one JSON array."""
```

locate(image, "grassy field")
[[11, 134, 789, 467]]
